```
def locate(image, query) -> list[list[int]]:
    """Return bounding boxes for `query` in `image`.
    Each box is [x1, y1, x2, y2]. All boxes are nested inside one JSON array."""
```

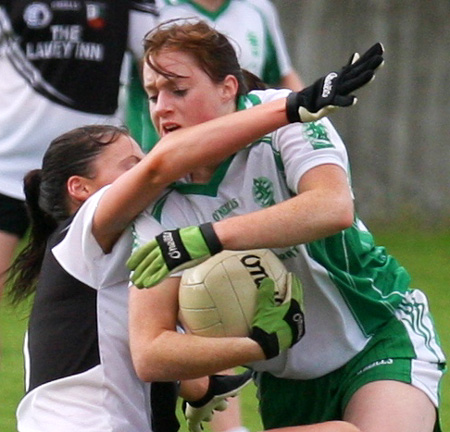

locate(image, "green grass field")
[[1, 227, 448, 431]]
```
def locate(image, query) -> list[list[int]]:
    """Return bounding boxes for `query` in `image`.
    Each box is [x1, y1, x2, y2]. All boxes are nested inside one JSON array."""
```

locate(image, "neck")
[[193, 0, 225, 12]]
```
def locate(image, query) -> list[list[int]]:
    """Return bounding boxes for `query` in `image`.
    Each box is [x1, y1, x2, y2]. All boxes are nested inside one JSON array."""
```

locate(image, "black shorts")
[[0, 193, 30, 237]]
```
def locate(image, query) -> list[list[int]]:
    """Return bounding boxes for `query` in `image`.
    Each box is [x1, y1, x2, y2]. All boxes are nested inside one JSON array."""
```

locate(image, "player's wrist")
[[249, 327, 280, 359], [286, 91, 302, 123], [198, 222, 223, 255]]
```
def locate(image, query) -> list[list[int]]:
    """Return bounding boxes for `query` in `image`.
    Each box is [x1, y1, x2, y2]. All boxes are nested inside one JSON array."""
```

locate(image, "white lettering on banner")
[[75, 43, 104, 61], [51, 1, 82, 11], [26, 42, 104, 61], [26, 41, 75, 59], [50, 25, 82, 41]]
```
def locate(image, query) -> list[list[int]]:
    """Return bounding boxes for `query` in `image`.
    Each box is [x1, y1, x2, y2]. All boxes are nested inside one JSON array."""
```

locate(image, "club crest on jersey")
[[253, 177, 275, 208], [303, 122, 334, 150], [24, 3, 53, 29], [86, 2, 107, 29]]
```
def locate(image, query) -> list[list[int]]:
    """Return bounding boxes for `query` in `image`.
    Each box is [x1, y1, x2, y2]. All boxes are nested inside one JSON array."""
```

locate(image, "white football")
[[179, 249, 288, 337]]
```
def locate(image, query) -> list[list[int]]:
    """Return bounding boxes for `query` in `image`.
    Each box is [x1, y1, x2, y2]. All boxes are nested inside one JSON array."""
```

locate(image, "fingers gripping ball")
[[179, 249, 289, 338], [286, 42, 385, 123], [250, 273, 305, 359]]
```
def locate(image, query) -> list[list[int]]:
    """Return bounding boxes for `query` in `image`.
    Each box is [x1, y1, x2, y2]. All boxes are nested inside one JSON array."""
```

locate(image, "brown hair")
[[143, 19, 266, 97]]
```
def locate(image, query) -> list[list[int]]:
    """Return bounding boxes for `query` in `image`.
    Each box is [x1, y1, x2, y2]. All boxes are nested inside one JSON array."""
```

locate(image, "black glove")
[[286, 42, 384, 123]]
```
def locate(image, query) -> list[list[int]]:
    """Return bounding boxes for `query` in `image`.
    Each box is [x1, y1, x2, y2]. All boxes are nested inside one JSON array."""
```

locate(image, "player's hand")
[[250, 273, 305, 359], [127, 223, 223, 288], [183, 370, 253, 432], [286, 42, 384, 123]]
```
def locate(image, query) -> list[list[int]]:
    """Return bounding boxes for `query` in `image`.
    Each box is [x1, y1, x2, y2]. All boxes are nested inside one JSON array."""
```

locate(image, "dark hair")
[[6, 125, 128, 306], [143, 19, 266, 98]]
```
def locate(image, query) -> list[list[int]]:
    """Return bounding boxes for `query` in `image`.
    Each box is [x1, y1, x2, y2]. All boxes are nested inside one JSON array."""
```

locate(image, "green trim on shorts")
[[255, 317, 443, 431]]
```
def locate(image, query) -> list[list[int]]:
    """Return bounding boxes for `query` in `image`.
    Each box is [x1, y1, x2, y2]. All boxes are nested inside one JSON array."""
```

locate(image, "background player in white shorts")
[[126, 21, 446, 432]]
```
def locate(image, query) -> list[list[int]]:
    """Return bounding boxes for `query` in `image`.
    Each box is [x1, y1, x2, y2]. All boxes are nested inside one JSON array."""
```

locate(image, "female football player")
[[127, 20, 445, 432], [6, 30, 376, 430]]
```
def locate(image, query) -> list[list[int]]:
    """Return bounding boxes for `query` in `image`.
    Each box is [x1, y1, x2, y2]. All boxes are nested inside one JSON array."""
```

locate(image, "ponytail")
[[6, 124, 126, 306], [6, 170, 58, 306]]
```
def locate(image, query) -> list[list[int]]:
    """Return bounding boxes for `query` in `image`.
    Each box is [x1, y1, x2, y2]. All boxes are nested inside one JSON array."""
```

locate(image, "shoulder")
[[240, 0, 278, 17]]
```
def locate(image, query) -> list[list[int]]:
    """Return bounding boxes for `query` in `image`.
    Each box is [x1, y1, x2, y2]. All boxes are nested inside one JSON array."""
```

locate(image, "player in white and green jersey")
[[132, 87, 446, 406], [126, 0, 303, 152], [127, 20, 445, 432]]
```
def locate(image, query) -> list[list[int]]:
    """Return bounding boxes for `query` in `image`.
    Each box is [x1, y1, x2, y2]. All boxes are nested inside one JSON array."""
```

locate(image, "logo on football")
[[179, 249, 287, 337]]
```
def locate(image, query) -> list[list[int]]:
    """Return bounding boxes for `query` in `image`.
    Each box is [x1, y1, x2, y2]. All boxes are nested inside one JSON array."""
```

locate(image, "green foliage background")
[[1, 228, 448, 431]]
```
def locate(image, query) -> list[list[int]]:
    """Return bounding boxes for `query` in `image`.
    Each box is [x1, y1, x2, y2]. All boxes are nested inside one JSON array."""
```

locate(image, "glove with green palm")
[[250, 273, 305, 359], [127, 223, 222, 288]]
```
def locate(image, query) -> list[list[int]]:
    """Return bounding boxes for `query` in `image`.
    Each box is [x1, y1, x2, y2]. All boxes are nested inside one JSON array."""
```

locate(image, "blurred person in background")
[[0, 0, 158, 301]]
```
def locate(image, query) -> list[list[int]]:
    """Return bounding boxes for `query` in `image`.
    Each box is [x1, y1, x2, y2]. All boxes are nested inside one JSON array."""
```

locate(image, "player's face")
[[144, 50, 235, 138], [89, 134, 144, 190]]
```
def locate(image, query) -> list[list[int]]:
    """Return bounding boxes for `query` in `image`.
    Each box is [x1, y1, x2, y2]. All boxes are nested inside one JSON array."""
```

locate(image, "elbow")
[[131, 341, 164, 382], [142, 155, 173, 186], [336, 203, 354, 231], [329, 197, 354, 233], [142, 144, 185, 185], [132, 352, 151, 382], [133, 353, 161, 382]]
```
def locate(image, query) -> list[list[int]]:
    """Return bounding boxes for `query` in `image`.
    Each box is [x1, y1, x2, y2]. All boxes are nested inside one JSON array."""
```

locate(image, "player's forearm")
[[132, 330, 264, 382], [149, 97, 288, 180], [213, 165, 354, 250], [95, 97, 288, 251]]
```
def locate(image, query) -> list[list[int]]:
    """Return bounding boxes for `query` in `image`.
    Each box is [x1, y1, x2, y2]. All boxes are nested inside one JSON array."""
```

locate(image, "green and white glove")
[[127, 223, 223, 288], [286, 42, 384, 123], [250, 273, 305, 359]]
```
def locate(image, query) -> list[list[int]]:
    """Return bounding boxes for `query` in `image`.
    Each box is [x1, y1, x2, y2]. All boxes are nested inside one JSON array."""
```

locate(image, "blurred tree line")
[[273, 0, 449, 227]]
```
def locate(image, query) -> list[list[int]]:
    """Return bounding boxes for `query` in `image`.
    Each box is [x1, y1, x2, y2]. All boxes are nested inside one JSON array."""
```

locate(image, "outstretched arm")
[[94, 43, 383, 251]]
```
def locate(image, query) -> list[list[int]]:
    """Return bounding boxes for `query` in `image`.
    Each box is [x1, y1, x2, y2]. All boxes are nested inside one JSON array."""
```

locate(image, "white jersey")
[[0, 1, 157, 199], [156, 0, 293, 84], [133, 88, 446, 379], [17, 187, 168, 432]]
